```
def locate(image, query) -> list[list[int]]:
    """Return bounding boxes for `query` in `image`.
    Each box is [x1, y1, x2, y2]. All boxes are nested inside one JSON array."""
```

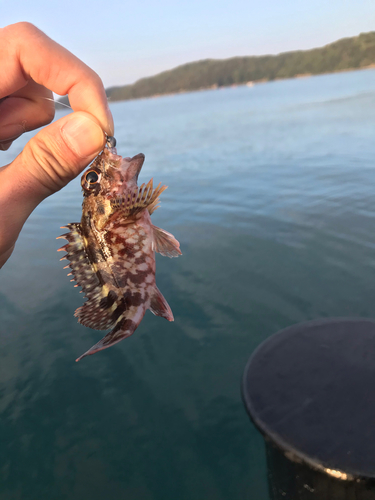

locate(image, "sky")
[[1, 0, 375, 88]]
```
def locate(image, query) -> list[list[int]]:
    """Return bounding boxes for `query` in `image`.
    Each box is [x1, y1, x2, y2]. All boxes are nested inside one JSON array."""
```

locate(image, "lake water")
[[1, 68, 375, 500]]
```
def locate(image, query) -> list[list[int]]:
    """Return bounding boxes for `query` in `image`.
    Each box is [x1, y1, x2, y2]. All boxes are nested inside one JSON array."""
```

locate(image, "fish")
[[58, 136, 181, 362]]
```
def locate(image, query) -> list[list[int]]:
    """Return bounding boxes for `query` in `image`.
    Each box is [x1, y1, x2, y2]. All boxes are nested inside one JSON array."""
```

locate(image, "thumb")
[[13, 111, 106, 204], [0, 112, 105, 267]]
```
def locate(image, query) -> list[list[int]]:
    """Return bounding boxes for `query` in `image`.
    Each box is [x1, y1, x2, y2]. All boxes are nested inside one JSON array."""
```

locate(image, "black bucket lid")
[[242, 318, 375, 479]]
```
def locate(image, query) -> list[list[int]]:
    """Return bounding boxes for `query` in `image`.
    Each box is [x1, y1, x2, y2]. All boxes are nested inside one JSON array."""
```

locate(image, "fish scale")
[[58, 138, 181, 361]]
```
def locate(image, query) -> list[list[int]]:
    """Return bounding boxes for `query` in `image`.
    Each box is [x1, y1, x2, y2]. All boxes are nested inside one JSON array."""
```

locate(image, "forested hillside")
[[57, 31, 375, 107]]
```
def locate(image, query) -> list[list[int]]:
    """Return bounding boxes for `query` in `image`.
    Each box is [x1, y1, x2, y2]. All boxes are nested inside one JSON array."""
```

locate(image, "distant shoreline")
[[104, 64, 375, 104], [55, 64, 375, 111], [56, 31, 375, 108]]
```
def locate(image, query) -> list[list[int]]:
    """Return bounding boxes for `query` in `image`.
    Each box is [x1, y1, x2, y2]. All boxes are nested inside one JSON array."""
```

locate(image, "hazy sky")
[[2, 0, 375, 88]]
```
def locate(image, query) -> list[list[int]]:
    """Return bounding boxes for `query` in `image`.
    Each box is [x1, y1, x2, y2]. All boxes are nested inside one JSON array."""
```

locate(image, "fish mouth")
[[121, 153, 145, 182], [130, 153, 145, 166]]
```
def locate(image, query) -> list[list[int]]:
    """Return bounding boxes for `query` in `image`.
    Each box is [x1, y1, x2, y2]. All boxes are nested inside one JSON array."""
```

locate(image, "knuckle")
[[11, 22, 42, 38], [84, 70, 103, 91], [2, 23, 47, 61], [93, 73, 104, 87], [4, 22, 36, 39]]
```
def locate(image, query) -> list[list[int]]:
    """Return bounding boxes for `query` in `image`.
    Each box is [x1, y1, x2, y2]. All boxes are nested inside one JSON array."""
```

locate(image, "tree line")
[[57, 31, 375, 107]]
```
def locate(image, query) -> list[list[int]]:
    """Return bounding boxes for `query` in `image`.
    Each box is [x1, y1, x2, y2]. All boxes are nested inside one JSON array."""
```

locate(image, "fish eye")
[[85, 171, 99, 184]]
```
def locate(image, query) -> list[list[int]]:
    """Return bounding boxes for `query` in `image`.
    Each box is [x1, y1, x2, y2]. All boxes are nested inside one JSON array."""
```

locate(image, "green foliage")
[[56, 31, 375, 107]]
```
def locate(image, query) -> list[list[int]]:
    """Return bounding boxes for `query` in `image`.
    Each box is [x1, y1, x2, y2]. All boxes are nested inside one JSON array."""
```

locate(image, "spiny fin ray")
[[57, 223, 118, 331], [110, 179, 168, 216]]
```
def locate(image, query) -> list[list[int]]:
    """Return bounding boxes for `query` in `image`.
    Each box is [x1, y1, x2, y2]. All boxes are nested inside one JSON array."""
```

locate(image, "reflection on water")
[[1, 68, 375, 499]]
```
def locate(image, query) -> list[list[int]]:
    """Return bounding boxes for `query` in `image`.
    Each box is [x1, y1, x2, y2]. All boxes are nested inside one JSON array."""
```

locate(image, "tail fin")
[[75, 317, 138, 362]]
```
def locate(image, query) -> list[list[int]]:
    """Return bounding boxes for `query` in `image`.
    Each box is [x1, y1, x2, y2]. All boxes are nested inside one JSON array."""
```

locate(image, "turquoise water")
[[2, 68, 375, 499]]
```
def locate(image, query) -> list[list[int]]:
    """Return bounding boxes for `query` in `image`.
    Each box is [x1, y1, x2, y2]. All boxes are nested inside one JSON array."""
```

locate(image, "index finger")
[[0, 22, 114, 135]]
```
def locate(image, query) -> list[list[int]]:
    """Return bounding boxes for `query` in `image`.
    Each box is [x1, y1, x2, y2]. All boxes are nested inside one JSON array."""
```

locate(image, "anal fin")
[[74, 300, 116, 331], [149, 286, 174, 321], [152, 225, 181, 258]]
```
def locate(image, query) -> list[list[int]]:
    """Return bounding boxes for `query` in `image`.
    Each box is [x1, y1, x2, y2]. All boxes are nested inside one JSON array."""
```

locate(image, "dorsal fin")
[[57, 223, 118, 330], [110, 179, 168, 216]]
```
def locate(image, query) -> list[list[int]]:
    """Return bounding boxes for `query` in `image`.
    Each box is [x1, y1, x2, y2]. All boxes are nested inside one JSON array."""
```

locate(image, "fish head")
[[81, 149, 145, 196], [80, 148, 145, 222]]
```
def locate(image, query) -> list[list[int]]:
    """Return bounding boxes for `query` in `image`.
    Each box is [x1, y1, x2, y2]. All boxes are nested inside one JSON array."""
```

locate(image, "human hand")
[[0, 22, 114, 268]]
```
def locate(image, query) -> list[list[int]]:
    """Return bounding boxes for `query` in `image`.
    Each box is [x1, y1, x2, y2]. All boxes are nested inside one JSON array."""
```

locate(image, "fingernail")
[[106, 102, 115, 136], [62, 114, 105, 158]]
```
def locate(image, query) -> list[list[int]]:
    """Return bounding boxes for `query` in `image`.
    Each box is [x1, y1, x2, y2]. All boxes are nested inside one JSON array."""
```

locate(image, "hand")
[[0, 22, 114, 268]]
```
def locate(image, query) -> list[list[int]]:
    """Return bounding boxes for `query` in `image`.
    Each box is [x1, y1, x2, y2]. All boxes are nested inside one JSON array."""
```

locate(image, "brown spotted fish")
[[58, 137, 181, 362]]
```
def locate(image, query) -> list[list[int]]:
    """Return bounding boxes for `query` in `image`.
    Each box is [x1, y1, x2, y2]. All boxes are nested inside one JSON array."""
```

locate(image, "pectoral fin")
[[152, 225, 182, 257]]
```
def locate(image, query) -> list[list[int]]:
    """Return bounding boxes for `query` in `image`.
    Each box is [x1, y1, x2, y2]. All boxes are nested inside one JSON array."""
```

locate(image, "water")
[[1, 68, 375, 499]]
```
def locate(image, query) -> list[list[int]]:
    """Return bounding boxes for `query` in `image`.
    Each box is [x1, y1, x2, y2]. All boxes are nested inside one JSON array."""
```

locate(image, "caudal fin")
[[75, 317, 138, 362]]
